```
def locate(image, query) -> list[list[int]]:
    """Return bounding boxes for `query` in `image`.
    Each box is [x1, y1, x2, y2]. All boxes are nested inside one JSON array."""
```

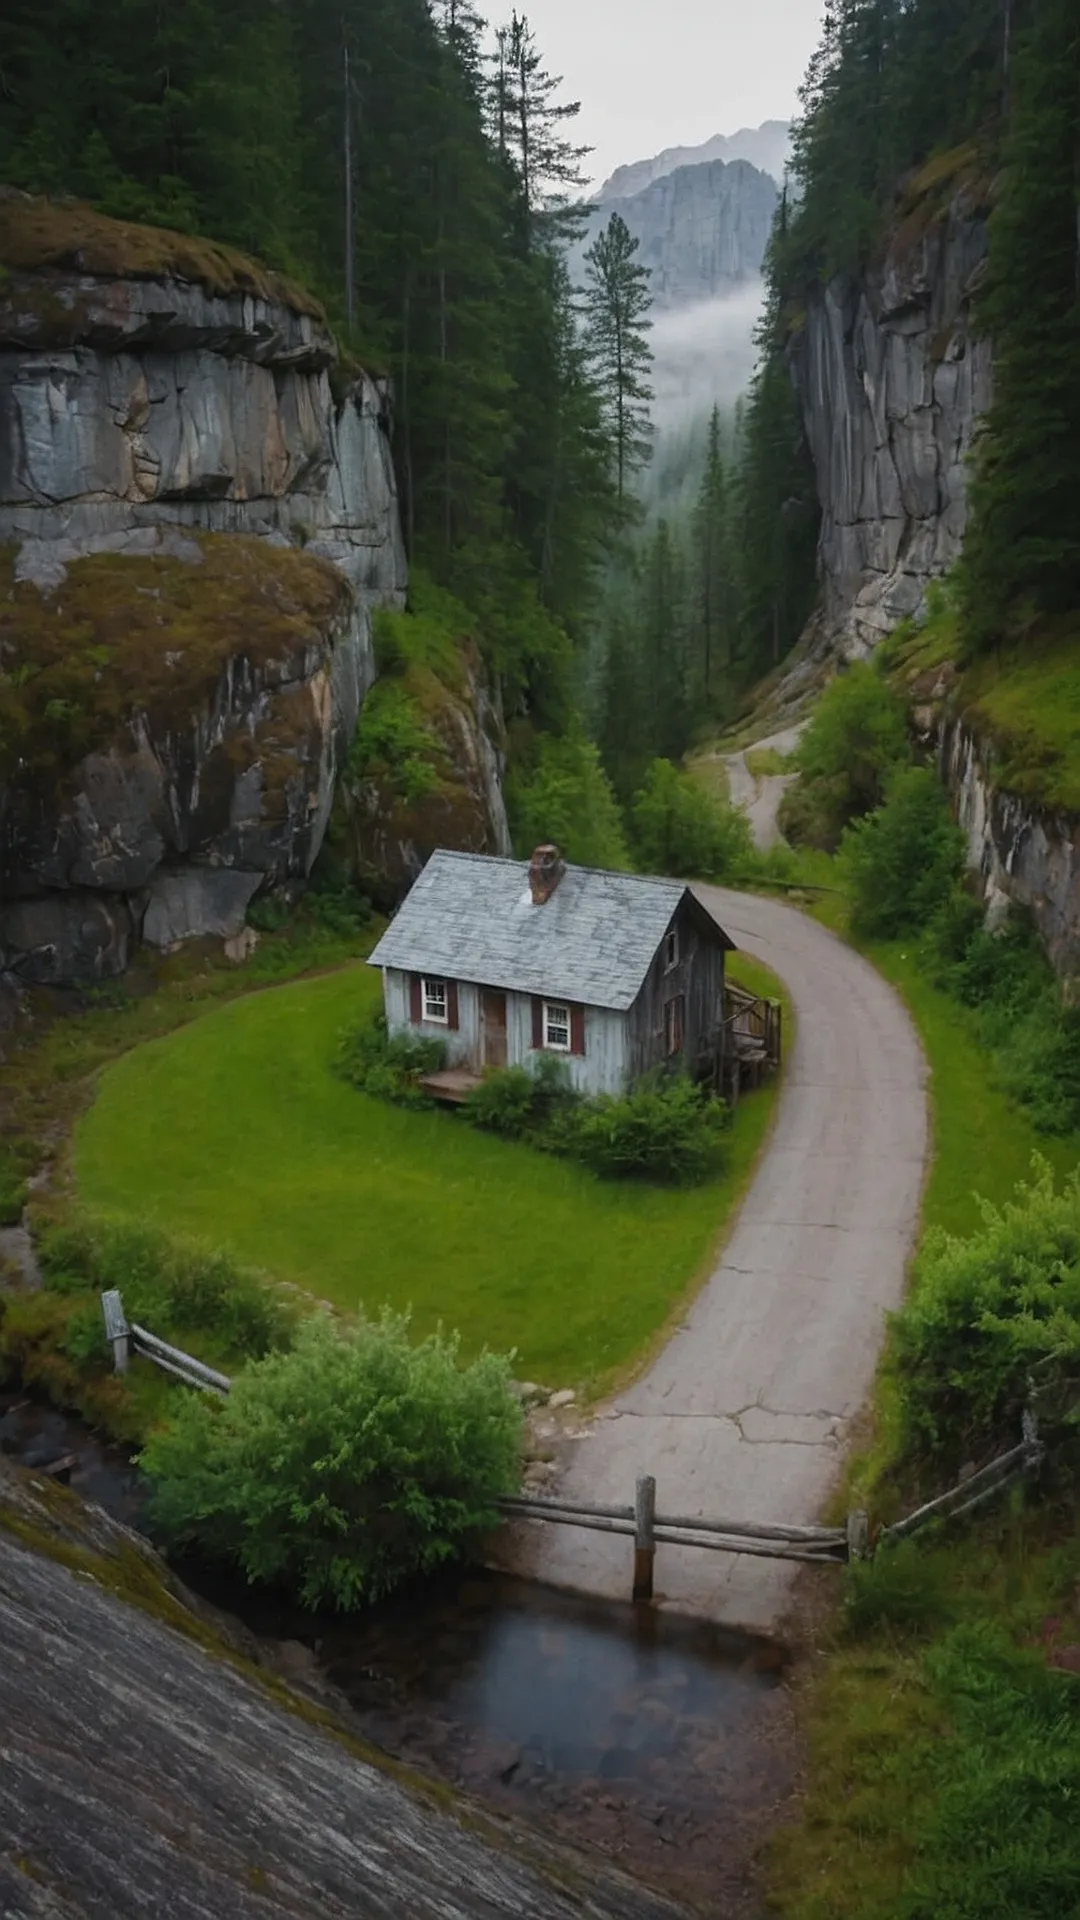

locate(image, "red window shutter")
[[446, 981, 459, 1031], [409, 974, 422, 1024], [570, 1004, 586, 1057], [532, 997, 544, 1049]]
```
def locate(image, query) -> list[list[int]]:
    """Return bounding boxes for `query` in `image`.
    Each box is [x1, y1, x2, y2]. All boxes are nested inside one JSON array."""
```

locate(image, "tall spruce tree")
[[691, 406, 735, 699], [959, 0, 1080, 649], [582, 213, 655, 506]]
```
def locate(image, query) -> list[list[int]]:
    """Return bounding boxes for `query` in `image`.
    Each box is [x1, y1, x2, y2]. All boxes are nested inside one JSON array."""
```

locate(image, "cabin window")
[[544, 1001, 571, 1051], [422, 977, 448, 1024], [664, 928, 679, 972], [664, 995, 685, 1056]]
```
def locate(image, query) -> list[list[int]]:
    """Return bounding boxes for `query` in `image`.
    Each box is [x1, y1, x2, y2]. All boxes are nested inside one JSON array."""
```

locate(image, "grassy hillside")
[[73, 954, 786, 1396]]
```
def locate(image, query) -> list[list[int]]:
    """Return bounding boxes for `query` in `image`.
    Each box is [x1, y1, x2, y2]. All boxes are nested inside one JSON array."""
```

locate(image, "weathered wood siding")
[[625, 899, 726, 1082], [385, 968, 630, 1091], [383, 966, 479, 1069], [510, 992, 629, 1096], [385, 897, 728, 1093]]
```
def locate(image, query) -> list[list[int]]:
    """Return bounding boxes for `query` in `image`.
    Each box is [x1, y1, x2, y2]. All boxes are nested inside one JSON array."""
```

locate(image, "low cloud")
[[648, 280, 766, 434]]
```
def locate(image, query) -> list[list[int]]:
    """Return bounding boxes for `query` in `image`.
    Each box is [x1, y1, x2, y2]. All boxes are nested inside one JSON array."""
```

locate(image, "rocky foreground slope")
[[0, 1461, 685, 1920]]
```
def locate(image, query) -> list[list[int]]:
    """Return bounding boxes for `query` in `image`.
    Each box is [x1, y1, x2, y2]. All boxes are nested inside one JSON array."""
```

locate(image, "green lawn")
[[74, 956, 784, 1394]]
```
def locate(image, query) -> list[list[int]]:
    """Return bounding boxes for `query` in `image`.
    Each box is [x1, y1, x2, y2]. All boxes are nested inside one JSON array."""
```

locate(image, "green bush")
[[554, 1073, 729, 1185], [786, 664, 911, 848], [507, 731, 629, 870], [928, 904, 1080, 1135], [37, 1215, 293, 1361], [462, 1058, 726, 1185], [631, 757, 754, 879], [0, 1146, 28, 1227], [890, 1156, 1080, 1466], [462, 1054, 576, 1139], [348, 679, 442, 803], [334, 1015, 446, 1106], [140, 1310, 522, 1609], [842, 766, 966, 937]]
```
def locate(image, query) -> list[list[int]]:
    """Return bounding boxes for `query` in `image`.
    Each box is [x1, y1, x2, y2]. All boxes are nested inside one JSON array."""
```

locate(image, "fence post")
[[846, 1509, 869, 1563], [633, 1474, 657, 1602], [1022, 1407, 1043, 1470], [101, 1289, 130, 1375]]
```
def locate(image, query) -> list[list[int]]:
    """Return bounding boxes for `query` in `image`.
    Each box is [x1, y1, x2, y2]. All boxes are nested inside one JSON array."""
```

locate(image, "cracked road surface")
[[510, 886, 927, 1631]]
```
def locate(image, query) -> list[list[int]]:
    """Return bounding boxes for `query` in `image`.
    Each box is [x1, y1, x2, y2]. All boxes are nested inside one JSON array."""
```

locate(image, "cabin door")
[[481, 989, 508, 1069]]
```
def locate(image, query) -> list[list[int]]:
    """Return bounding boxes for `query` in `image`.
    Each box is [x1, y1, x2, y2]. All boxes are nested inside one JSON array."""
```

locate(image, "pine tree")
[[582, 213, 655, 507], [491, 11, 591, 237], [958, 0, 1080, 649], [691, 406, 735, 701]]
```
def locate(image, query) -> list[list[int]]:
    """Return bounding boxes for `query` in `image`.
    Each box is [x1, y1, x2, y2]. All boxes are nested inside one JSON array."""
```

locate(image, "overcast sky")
[[512, 0, 825, 187]]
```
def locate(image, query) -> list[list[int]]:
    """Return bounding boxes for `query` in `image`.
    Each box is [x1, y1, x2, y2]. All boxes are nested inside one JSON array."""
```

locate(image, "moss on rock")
[[0, 535, 353, 790], [0, 190, 324, 317]]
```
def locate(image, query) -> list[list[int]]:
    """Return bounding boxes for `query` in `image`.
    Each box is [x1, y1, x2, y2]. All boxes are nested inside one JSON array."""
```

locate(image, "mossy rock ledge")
[[0, 1461, 687, 1919], [0, 194, 407, 982]]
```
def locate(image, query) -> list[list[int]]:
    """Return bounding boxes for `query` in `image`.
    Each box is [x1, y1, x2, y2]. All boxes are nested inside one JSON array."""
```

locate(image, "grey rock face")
[[940, 718, 1080, 981], [600, 121, 792, 198], [788, 190, 990, 657], [574, 159, 778, 309], [0, 256, 409, 982], [0, 1465, 689, 1920]]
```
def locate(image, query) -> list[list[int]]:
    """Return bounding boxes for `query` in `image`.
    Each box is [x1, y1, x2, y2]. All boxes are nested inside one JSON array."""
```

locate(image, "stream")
[[0, 1386, 796, 1913]]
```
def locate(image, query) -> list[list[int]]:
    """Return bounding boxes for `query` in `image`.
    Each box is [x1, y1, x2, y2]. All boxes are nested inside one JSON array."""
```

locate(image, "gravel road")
[[724, 725, 803, 851], [509, 887, 927, 1631]]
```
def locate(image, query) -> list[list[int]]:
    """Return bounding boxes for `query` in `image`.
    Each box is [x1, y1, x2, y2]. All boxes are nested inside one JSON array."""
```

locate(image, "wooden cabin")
[[366, 845, 736, 1099]]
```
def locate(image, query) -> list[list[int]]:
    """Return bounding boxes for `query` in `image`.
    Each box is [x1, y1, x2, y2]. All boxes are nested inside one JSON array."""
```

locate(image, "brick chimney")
[[529, 844, 565, 905]]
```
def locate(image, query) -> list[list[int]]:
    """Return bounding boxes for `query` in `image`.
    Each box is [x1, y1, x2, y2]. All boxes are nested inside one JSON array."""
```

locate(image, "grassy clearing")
[[744, 745, 788, 779], [684, 743, 731, 804], [72, 952, 787, 1397]]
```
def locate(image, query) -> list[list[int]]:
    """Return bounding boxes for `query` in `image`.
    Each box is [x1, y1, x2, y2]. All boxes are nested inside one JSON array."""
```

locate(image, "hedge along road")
[[508, 886, 928, 1632]]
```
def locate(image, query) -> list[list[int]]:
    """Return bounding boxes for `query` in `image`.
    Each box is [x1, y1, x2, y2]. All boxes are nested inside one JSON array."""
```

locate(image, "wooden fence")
[[101, 1289, 1047, 1604], [101, 1289, 231, 1396]]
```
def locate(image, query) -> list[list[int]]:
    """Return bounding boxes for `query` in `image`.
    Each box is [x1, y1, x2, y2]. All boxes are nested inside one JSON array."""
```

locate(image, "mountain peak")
[[600, 120, 791, 201]]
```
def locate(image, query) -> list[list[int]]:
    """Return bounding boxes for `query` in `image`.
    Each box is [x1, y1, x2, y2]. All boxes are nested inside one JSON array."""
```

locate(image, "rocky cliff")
[[787, 156, 991, 660], [0, 1459, 687, 1919], [0, 194, 489, 985], [599, 121, 791, 200], [574, 160, 777, 309]]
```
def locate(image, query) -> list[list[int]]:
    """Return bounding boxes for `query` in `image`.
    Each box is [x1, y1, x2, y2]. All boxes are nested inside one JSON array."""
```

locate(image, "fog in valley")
[[648, 279, 765, 436]]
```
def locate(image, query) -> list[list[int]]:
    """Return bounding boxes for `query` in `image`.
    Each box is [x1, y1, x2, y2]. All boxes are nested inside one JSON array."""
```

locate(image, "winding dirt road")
[[511, 887, 927, 1632], [723, 725, 803, 851]]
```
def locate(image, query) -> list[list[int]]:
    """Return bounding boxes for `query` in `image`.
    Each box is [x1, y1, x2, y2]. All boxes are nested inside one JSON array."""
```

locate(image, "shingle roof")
[[367, 851, 733, 1012]]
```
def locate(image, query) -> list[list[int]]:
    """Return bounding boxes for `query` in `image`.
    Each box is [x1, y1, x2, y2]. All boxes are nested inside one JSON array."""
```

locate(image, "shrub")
[[890, 1156, 1080, 1466], [631, 757, 754, 879], [36, 1214, 294, 1361], [929, 905, 1080, 1134], [556, 1074, 729, 1185], [347, 679, 442, 803], [462, 1054, 577, 1139], [507, 731, 629, 870], [140, 1310, 523, 1609], [842, 765, 966, 937], [787, 664, 911, 847], [0, 1146, 28, 1227], [334, 1015, 445, 1106]]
